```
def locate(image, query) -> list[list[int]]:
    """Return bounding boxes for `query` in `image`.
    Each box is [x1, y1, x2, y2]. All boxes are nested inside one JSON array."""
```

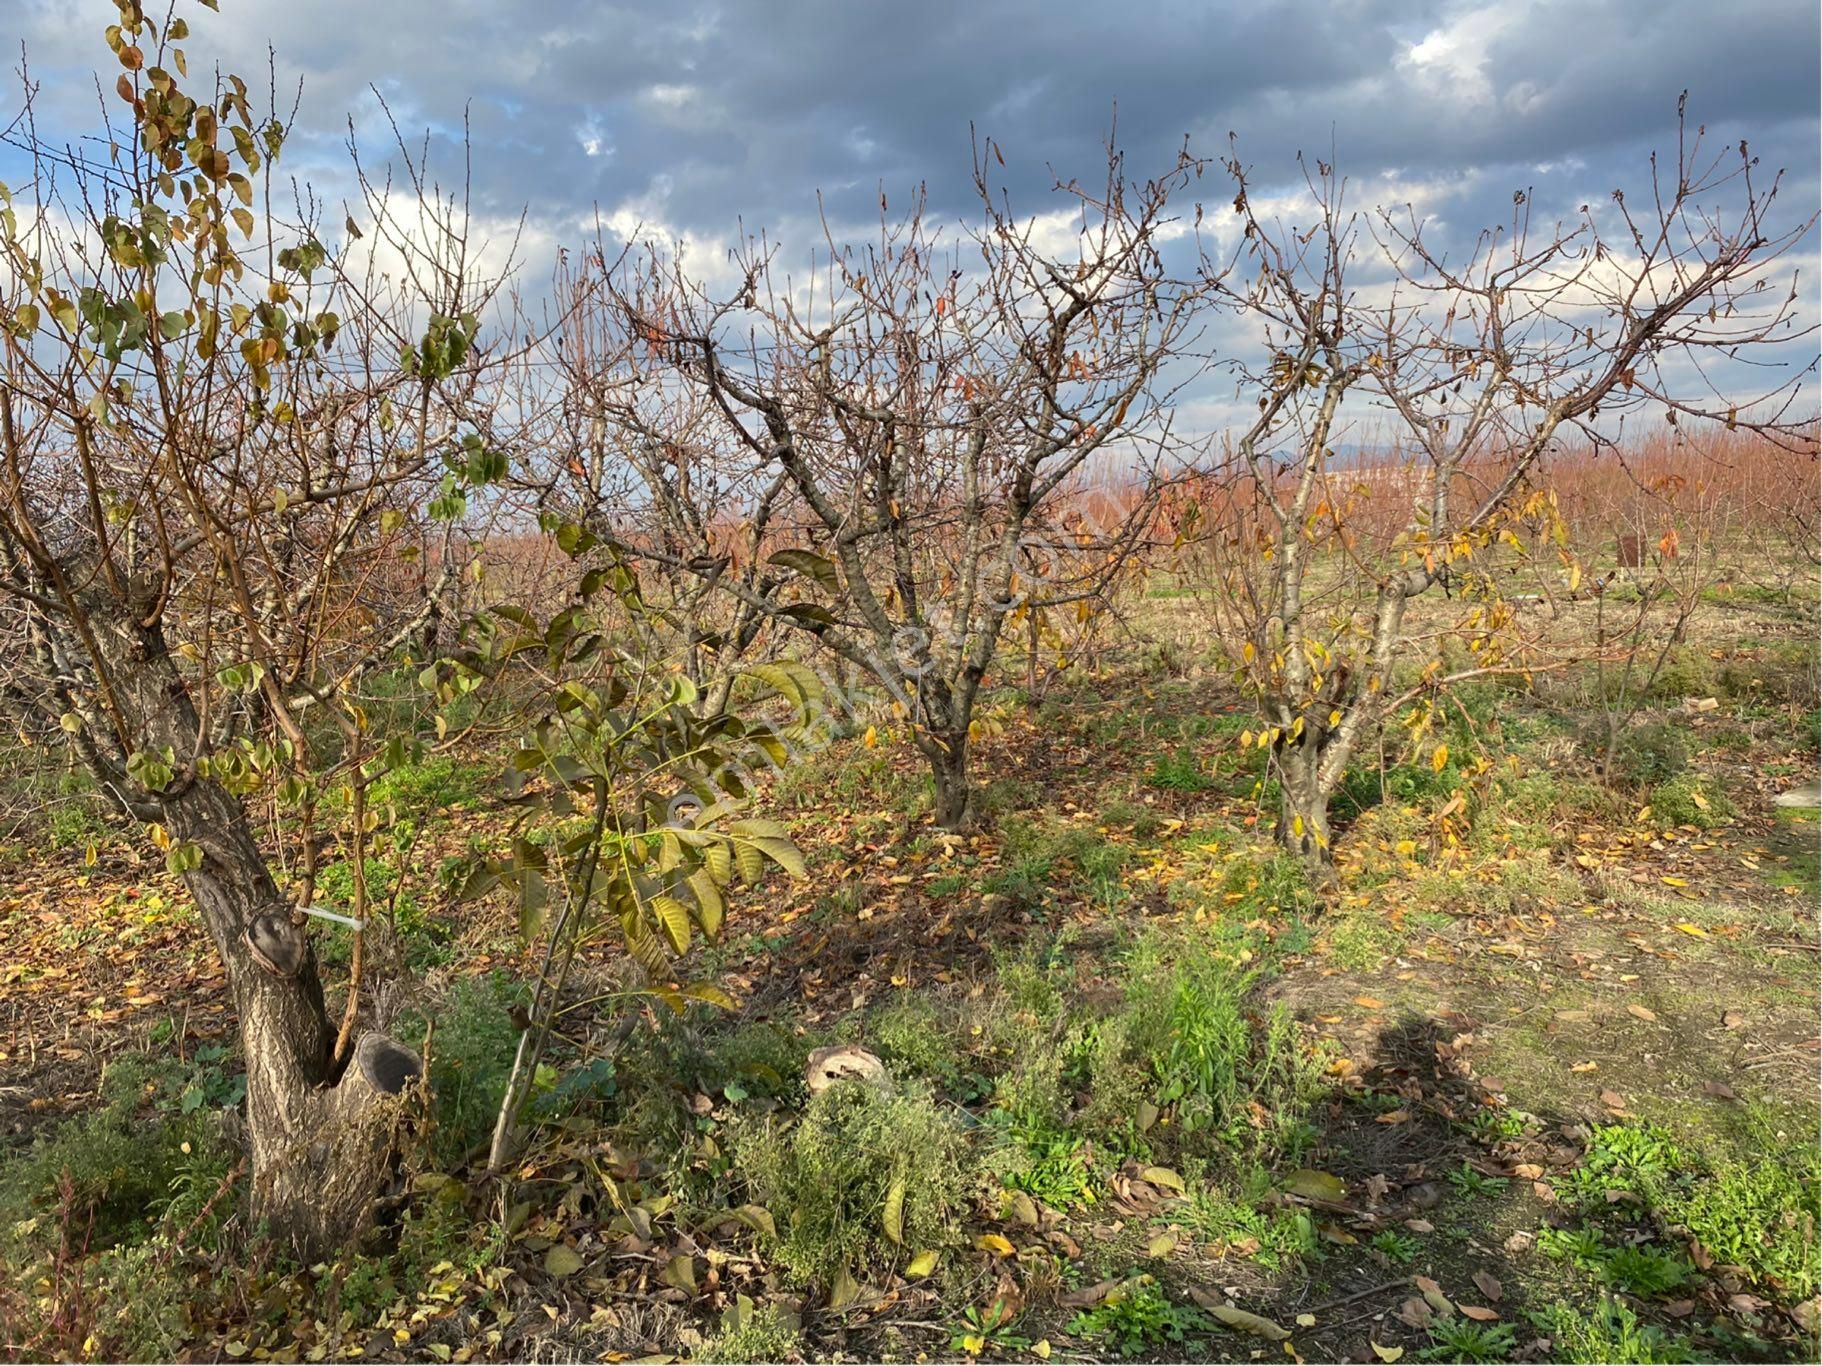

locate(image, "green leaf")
[[1140, 1165, 1186, 1194], [658, 1253, 698, 1294], [734, 1205, 776, 1240], [768, 547, 840, 592], [543, 1244, 584, 1277], [827, 1264, 861, 1311], [1282, 1169, 1346, 1202]]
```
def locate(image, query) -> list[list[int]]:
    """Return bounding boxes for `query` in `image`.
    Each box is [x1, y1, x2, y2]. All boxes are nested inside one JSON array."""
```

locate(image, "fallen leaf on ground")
[[1472, 1271, 1504, 1302], [1600, 1089, 1627, 1109], [543, 1244, 584, 1277], [1282, 1169, 1346, 1201], [1626, 1003, 1658, 1022], [1208, 1304, 1290, 1340], [1372, 1344, 1405, 1363], [1458, 1305, 1500, 1322], [1355, 995, 1385, 1009], [1702, 1080, 1737, 1101], [1060, 1279, 1122, 1309]]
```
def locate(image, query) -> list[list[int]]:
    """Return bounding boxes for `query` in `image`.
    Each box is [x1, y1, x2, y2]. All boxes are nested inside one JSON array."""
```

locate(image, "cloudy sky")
[[2, 0, 1817, 422]]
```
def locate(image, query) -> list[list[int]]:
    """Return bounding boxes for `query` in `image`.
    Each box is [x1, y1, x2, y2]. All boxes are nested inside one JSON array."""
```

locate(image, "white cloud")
[[1400, 3, 1519, 106]]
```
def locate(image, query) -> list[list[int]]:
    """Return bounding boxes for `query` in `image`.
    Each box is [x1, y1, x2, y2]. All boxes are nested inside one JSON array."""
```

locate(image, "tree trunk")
[[1275, 739, 1335, 887], [927, 734, 974, 831], [85, 598, 419, 1261]]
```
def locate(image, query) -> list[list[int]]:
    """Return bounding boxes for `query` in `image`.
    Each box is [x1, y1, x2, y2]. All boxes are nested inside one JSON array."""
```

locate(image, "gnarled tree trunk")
[[88, 597, 420, 1262]]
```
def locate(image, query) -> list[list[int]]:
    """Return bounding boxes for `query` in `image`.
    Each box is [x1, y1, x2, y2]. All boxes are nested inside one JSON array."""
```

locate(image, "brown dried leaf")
[[1472, 1271, 1504, 1303], [1459, 1305, 1501, 1322], [1626, 1003, 1658, 1022]]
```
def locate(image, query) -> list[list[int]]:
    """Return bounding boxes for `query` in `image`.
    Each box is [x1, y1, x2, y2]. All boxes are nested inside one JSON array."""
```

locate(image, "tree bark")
[[1275, 738, 1336, 887], [84, 596, 419, 1261], [930, 738, 974, 831]]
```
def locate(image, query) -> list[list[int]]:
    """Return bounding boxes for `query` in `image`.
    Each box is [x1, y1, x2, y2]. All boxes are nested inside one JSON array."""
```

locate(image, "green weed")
[[1066, 1277, 1209, 1359], [732, 1079, 974, 1285]]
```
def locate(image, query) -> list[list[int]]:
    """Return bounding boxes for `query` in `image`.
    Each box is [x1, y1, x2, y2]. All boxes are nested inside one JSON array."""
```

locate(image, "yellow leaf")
[[1208, 1304, 1289, 1340], [974, 1233, 1015, 1257], [1432, 744, 1449, 773], [905, 1249, 940, 1277], [882, 1176, 905, 1244], [1673, 922, 1708, 938], [1372, 1345, 1405, 1363], [863, 725, 878, 748], [1240, 730, 1254, 748], [1660, 876, 1689, 887], [1292, 815, 1305, 838]]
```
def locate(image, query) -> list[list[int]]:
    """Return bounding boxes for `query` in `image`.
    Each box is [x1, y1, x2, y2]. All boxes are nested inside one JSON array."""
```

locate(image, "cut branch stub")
[[354, 1032, 423, 1096], [246, 910, 307, 978]]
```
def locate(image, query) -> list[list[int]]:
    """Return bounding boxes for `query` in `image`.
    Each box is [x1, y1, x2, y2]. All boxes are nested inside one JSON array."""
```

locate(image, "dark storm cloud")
[[3, 0, 1815, 312], [0, 0, 1809, 461]]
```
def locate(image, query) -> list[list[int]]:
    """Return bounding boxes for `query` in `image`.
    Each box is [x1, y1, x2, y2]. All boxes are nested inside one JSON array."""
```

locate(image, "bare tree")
[[1198, 110, 1815, 880], [0, 8, 517, 1255], [568, 141, 1214, 827]]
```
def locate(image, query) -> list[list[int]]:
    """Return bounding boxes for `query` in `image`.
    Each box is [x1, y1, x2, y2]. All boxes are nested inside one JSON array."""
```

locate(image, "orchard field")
[[0, 4, 1818, 1363]]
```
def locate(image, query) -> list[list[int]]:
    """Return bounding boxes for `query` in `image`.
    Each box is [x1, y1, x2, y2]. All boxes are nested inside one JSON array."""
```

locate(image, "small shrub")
[[422, 973, 525, 1166], [869, 998, 959, 1088], [1647, 771, 1734, 828], [1532, 1295, 1691, 1365], [1607, 722, 1689, 787], [1668, 1146, 1820, 1299], [1599, 1243, 1691, 1296], [1066, 1277, 1209, 1359], [1183, 1179, 1319, 1271], [732, 1080, 974, 1285], [1085, 929, 1323, 1163], [702, 1299, 803, 1364], [0, 1052, 238, 1254], [1420, 1317, 1518, 1363]]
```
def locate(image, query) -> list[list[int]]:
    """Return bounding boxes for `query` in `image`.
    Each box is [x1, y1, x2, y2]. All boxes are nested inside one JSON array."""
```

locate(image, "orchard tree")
[[0, 3, 513, 1256], [1198, 113, 1815, 880], [575, 143, 1215, 828]]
